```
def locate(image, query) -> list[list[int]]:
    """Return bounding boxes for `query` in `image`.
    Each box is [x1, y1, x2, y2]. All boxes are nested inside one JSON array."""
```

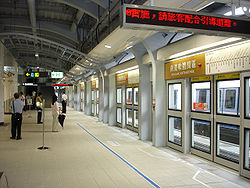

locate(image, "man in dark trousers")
[[61, 91, 67, 114], [11, 92, 24, 140], [36, 92, 43, 124]]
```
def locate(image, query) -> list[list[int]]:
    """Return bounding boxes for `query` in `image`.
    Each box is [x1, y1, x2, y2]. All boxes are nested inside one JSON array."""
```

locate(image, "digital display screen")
[[125, 7, 250, 35], [25, 72, 48, 78], [52, 84, 73, 86]]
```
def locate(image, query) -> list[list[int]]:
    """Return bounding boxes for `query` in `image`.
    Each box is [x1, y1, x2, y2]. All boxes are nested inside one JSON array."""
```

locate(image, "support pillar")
[[76, 84, 81, 111], [131, 44, 152, 140], [85, 81, 91, 115], [108, 74, 116, 126], [152, 53, 166, 147], [103, 71, 109, 124], [98, 74, 104, 121], [0, 45, 4, 125]]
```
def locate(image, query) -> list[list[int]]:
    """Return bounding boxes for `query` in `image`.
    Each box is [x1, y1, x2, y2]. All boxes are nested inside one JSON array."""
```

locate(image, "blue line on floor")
[[77, 123, 160, 188]]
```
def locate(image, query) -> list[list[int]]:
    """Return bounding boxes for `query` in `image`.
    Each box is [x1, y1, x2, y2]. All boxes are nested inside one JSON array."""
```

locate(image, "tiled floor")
[[0, 108, 250, 188]]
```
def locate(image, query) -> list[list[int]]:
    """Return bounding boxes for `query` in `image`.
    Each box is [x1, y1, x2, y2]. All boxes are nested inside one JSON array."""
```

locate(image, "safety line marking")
[[192, 170, 211, 188], [77, 123, 160, 188]]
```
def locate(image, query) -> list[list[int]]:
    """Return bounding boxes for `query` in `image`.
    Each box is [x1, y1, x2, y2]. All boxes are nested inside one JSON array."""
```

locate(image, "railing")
[[80, 0, 147, 54]]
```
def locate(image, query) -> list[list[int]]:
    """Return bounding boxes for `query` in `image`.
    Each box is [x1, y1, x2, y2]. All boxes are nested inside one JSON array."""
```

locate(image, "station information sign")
[[122, 4, 250, 36], [51, 72, 63, 78], [25, 72, 48, 78]]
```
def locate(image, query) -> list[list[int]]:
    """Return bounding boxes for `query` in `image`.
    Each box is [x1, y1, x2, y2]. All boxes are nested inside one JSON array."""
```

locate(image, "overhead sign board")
[[116, 73, 128, 86], [165, 53, 205, 80], [25, 72, 48, 78], [51, 72, 63, 78], [122, 4, 250, 36]]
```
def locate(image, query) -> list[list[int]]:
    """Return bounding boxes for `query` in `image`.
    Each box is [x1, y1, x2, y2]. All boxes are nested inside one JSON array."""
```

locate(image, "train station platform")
[[0, 108, 250, 188]]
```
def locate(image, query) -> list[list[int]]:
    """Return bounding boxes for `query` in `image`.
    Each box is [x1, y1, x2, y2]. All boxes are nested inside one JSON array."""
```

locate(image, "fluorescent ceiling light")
[[104, 44, 111, 48], [35, 53, 39, 57], [80, 82, 85, 84], [37, 67, 39, 69], [75, 67, 80, 70], [125, 46, 133, 50], [116, 65, 139, 74], [224, 7, 247, 16], [196, 1, 215, 12], [169, 37, 242, 59]]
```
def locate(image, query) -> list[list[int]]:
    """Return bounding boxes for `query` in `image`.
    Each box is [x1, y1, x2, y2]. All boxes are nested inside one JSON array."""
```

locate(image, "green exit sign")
[[51, 72, 63, 78]]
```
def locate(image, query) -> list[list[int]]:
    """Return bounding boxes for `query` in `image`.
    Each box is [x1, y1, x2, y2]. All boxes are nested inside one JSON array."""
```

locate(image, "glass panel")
[[245, 78, 250, 118], [91, 90, 95, 101], [168, 116, 182, 146], [217, 123, 240, 163], [91, 103, 94, 114], [244, 129, 250, 170], [117, 88, 122, 104], [126, 108, 133, 126], [169, 83, 182, 110], [96, 90, 99, 103], [192, 82, 210, 113], [134, 110, 138, 128], [191, 120, 211, 153], [217, 80, 240, 115], [126, 88, 133, 105], [134, 87, 139, 105], [117, 108, 122, 123]]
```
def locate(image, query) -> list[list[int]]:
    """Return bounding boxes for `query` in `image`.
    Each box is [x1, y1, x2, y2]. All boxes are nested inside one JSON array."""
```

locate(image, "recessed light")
[[37, 67, 39, 69], [35, 53, 39, 57], [90, 63, 93, 66], [105, 44, 111, 48]]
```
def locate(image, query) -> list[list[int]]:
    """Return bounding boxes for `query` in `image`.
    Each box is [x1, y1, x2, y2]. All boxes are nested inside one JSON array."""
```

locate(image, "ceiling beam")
[[91, 0, 108, 9], [71, 11, 85, 32], [27, 0, 37, 35], [54, 0, 99, 20], [0, 18, 78, 42]]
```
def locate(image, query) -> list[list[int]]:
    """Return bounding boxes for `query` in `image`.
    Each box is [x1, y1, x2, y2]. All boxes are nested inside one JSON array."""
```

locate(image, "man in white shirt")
[[11, 93, 25, 140], [61, 91, 67, 113]]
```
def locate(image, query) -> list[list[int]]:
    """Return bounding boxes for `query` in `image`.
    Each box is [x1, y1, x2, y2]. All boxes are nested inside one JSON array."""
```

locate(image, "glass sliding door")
[[167, 79, 186, 152], [241, 73, 250, 179], [190, 77, 213, 160], [214, 74, 240, 170], [116, 87, 122, 127]]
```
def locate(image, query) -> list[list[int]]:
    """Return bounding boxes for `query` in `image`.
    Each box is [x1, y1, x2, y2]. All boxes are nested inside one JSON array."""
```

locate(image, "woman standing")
[[51, 95, 59, 132]]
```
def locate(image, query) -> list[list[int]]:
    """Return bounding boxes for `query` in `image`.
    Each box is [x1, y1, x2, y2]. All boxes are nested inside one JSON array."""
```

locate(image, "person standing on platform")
[[51, 94, 60, 132], [36, 92, 43, 124], [10, 92, 24, 140], [61, 91, 67, 114]]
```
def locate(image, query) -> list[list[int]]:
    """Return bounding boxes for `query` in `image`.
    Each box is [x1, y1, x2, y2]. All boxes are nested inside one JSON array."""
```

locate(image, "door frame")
[[240, 71, 250, 178]]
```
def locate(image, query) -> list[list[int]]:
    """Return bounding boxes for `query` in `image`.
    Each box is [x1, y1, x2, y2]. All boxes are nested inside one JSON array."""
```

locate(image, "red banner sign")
[[193, 102, 208, 111]]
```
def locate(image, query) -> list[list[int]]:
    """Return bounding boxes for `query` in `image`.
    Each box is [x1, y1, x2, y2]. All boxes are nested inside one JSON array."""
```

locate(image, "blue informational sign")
[[31, 73, 34, 77]]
